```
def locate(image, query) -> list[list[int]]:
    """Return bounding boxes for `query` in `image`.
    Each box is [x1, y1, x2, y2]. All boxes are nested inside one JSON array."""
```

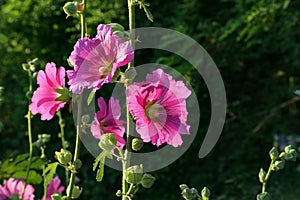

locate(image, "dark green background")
[[0, 0, 300, 199]]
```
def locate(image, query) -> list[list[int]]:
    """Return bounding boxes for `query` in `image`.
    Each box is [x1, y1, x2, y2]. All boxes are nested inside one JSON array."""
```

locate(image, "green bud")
[[22, 63, 30, 71], [269, 147, 279, 160], [132, 138, 143, 151], [279, 152, 286, 159], [271, 160, 285, 171], [141, 173, 155, 188], [125, 67, 137, 80], [289, 149, 297, 161], [55, 149, 72, 165], [284, 145, 292, 153], [66, 185, 82, 199], [284, 152, 294, 161], [108, 23, 125, 32], [258, 168, 266, 183], [26, 91, 33, 99], [51, 193, 62, 200], [73, 159, 82, 169], [116, 190, 122, 197], [98, 133, 117, 152], [201, 187, 210, 200], [179, 184, 189, 191], [63, 2, 79, 18], [56, 87, 71, 102], [125, 164, 143, 184], [257, 192, 271, 200]]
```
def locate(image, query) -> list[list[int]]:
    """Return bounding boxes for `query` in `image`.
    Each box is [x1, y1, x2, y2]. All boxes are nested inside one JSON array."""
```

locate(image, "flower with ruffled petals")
[[91, 97, 126, 149], [67, 24, 134, 94], [126, 69, 191, 147], [0, 178, 35, 200], [43, 176, 65, 200], [29, 62, 69, 120]]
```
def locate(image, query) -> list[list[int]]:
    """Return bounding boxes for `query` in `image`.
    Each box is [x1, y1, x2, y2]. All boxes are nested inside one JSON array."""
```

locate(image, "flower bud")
[[51, 193, 62, 200], [98, 133, 117, 152], [284, 145, 292, 153], [279, 152, 286, 159], [125, 67, 137, 80], [67, 185, 82, 199], [284, 152, 294, 161], [63, 2, 79, 18], [73, 159, 82, 169], [141, 173, 155, 188], [289, 149, 297, 161], [26, 91, 33, 99], [257, 192, 271, 200], [201, 187, 210, 200], [271, 160, 285, 171], [132, 138, 143, 151], [269, 147, 279, 161], [258, 168, 266, 183], [179, 184, 189, 191], [116, 190, 122, 197], [125, 164, 143, 184], [22, 63, 30, 71], [55, 149, 72, 165]]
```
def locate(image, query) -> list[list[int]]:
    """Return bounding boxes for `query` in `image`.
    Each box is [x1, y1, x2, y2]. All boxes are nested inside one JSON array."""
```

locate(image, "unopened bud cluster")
[[179, 184, 210, 200]]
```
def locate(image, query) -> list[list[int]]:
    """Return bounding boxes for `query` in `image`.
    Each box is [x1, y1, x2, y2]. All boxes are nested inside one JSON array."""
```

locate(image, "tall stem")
[[122, 0, 135, 199], [66, 0, 86, 199], [22, 70, 33, 198], [262, 160, 274, 193], [57, 110, 67, 150]]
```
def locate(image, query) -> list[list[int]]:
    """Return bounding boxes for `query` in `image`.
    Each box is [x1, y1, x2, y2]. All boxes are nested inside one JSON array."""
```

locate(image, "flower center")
[[99, 63, 113, 78], [145, 102, 167, 123]]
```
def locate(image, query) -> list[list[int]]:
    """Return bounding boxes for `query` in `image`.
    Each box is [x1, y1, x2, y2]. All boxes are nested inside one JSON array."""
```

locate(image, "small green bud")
[[284, 152, 294, 161], [55, 149, 72, 165], [132, 138, 143, 151], [258, 168, 266, 183], [63, 2, 79, 18], [67, 185, 82, 199], [141, 173, 156, 188], [181, 188, 190, 200], [73, 159, 82, 169], [279, 152, 286, 159], [98, 133, 117, 152], [116, 190, 122, 197], [284, 145, 292, 153], [26, 91, 33, 99], [289, 149, 297, 161], [257, 192, 271, 200], [269, 147, 279, 160], [22, 63, 30, 71], [201, 187, 210, 200], [271, 160, 285, 171], [51, 193, 62, 200], [124, 67, 137, 80], [125, 164, 143, 184], [179, 184, 189, 191]]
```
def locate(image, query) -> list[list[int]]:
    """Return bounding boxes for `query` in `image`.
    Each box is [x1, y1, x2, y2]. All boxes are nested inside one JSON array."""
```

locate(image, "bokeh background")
[[0, 0, 300, 199]]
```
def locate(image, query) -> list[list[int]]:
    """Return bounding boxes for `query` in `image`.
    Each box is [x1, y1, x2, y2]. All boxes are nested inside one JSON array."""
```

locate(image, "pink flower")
[[67, 24, 134, 94], [29, 62, 68, 120], [0, 178, 35, 200], [126, 69, 191, 147], [43, 176, 65, 200], [91, 97, 126, 149]]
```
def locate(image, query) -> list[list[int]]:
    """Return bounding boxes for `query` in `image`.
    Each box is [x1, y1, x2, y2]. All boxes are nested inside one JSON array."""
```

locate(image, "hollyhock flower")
[[0, 178, 35, 200], [29, 62, 69, 120], [43, 176, 65, 200], [91, 97, 126, 149], [67, 24, 134, 94], [126, 69, 191, 147]]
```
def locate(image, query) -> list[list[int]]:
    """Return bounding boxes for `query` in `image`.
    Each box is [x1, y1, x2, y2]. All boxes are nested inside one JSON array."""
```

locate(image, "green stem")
[[262, 160, 274, 193], [66, 0, 86, 198], [57, 110, 67, 150], [22, 70, 33, 198], [122, 0, 135, 199]]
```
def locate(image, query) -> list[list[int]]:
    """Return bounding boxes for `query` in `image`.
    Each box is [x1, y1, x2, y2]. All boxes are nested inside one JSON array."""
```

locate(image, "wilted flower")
[[43, 176, 65, 200], [126, 69, 191, 147], [91, 97, 126, 149], [67, 24, 134, 94], [29, 62, 69, 120], [0, 178, 35, 200]]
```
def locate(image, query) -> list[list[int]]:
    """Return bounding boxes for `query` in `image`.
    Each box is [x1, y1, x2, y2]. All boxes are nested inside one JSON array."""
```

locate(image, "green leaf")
[[87, 91, 95, 105], [93, 151, 108, 182], [43, 162, 59, 189], [143, 5, 153, 22], [12, 170, 43, 184], [96, 156, 105, 182]]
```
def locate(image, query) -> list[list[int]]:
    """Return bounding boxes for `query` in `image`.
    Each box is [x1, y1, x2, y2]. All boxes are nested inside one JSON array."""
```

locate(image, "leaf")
[[12, 170, 43, 184], [87, 91, 95, 105], [142, 5, 153, 22], [43, 162, 59, 189], [96, 156, 105, 182]]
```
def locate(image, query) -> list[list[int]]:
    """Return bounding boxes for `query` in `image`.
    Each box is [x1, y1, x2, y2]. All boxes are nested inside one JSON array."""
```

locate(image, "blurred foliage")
[[0, 0, 300, 199]]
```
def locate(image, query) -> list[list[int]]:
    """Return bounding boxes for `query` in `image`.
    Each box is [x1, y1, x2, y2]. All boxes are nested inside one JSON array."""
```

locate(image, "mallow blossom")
[[91, 97, 126, 149], [126, 69, 191, 147], [67, 24, 134, 94], [29, 62, 69, 120], [0, 178, 35, 200], [43, 176, 65, 200]]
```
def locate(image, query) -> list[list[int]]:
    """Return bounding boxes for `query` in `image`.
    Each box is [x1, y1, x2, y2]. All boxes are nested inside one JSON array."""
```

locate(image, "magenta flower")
[[43, 176, 65, 200], [0, 178, 35, 200], [67, 24, 134, 94], [29, 62, 68, 120], [91, 97, 126, 149], [126, 69, 191, 147]]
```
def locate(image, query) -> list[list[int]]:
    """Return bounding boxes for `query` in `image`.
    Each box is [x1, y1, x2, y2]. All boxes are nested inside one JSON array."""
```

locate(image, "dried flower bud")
[[141, 173, 155, 188], [132, 138, 143, 151], [125, 165, 143, 184], [98, 133, 117, 152], [55, 149, 72, 165]]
